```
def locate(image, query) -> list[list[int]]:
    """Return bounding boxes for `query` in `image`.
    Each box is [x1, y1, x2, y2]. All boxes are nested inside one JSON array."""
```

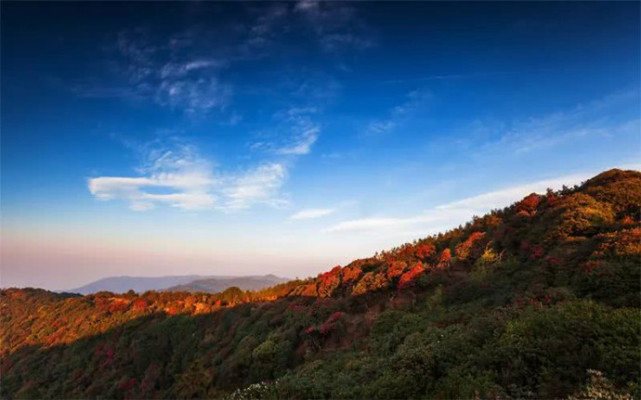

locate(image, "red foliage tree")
[[352, 272, 389, 295], [415, 243, 436, 260], [398, 244, 415, 259], [439, 248, 452, 263], [516, 193, 542, 216], [328, 311, 342, 323], [530, 245, 545, 260], [107, 298, 130, 313], [103, 347, 115, 367], [317, 267, 342, 297], [342, 265, 363, 284], [455, 232, 486, 260], [545, 189, 560, 206], [301, 284, 318, 297], [132, 298, 147, 311], [583, 260, 602, 274], [621, 215, 635, 226], [398, 263, 425, 290], [386, 261, 408, 279], [436, 248, 452, 269], [166, 306, 180, 316], [319, 322, 336, 336]]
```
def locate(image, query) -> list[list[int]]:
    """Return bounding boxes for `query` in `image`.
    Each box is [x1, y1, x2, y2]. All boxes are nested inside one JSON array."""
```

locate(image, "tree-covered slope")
[[1, 169, 640, 399]]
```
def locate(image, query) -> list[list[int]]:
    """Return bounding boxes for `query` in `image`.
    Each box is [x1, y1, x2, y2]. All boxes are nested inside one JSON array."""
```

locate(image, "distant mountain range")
[[166, 274, 288, 293], [66, 274, 288, 295]]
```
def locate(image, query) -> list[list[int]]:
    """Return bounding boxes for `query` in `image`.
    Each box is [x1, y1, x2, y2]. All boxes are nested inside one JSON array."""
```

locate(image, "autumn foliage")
[[1, 169, 640, 400], [515, 193, 542, 216], [415, 243, 436, 259], [397, 263, 425, 290], [455, 231, 486, 260], [437, 248, 452, 269]]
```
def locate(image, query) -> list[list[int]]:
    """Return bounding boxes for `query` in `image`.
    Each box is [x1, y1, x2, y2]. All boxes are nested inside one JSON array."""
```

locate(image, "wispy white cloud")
[[115, 28, 157, 84], [72, 28, 233, 115], [120, 30, 232, 114], [251, 106, 321, 156], [324, 171, 603, 235], [436, 173, 592, 212], [294, 0, 318, 12], [290, 208, 335, 220], [88, 140, 289, 212], [324, 212, 470, 235], [155, 77, 231, 114], [491, 90, 640, 154], [159, 59, 224, 79], [294, 0, 373, 52], [243, 3, 290, 52], [366, 90, 432, 136], [68, 2, 371, 115], [222, 163, 288, 211], [367, 120, 396, 135], [88, 144, 217, 211], [276, 126, 319, 155]]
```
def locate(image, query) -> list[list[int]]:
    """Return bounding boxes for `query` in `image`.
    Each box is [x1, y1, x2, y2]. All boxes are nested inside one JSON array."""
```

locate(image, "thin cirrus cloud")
[[294, 0, 373, 52], [251, 107, 321, 156], [155, 77, 232, 114], [159, 59, 224, 79], [290, 208, 335, 220], [323, 170, 607, 235], [490, 89, 640, 155], [276, 126, 319, 155], [366, 90, 432, 136], [222, 163, 288, 211], [277, 107, 320, 155], [71, 28, 234, 115], [70, 1, 371, 114], [88, 142, 289, 212]]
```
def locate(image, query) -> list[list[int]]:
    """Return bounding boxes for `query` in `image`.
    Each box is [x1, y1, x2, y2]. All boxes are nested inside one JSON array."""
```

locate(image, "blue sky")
[[2, 1, 640, 290]]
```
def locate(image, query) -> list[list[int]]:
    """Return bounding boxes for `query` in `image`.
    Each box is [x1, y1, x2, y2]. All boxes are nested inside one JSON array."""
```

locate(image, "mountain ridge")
[[65, 275, 206, 295], [165, 275, 289, 293], [2, 169, 639, 399], [65, 274, 289, 295]]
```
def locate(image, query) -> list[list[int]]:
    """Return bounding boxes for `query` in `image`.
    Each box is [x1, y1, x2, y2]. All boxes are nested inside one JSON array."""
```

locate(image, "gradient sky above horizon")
[[2, 1, 640, 291]]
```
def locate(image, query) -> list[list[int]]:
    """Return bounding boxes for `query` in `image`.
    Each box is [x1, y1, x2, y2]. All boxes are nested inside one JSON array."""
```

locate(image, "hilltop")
[[66, 274, 288, 295], [1, 169, 639, 399], [66, 275, 207, 295], [166, 275, 289, 294]]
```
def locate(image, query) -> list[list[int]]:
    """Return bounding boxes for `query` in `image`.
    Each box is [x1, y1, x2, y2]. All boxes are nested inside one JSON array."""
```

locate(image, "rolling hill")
[[66, 275, 207, 295], [166, 275, 288, 293], [1, 169, 639, 399], [66, 274, 288, 295]]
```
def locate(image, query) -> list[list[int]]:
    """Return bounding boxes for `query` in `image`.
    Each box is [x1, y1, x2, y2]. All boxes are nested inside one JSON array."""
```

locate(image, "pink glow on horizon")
[[1, 234, 334, 291]]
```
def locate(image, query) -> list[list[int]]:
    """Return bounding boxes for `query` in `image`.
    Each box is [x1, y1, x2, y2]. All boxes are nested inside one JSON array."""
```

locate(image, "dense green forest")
[[2, 169, 640, 399]]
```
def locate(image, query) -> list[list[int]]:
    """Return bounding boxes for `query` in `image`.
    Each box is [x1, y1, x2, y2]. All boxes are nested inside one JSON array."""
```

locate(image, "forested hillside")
[[2, 169, 640, 399]]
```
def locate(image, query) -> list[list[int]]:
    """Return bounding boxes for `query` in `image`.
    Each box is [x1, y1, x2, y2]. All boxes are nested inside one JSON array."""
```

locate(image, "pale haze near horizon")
[[3, 167, 638, 291]]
